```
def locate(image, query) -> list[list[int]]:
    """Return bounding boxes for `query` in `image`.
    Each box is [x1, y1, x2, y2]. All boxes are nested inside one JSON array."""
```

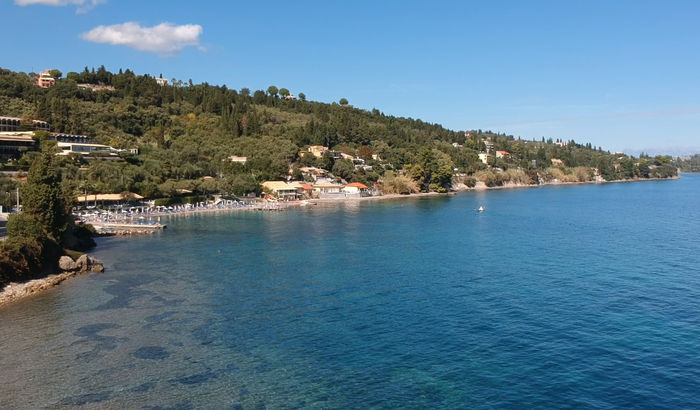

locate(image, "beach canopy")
[[76, 193, 144, 203]]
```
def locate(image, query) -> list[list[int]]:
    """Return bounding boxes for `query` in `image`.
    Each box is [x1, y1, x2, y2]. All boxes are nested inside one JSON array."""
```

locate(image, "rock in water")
[[75, 254, 105, 273], [76, 254, 90, 272], [58, 256, 78, 272], [90, 257, 105, 273]]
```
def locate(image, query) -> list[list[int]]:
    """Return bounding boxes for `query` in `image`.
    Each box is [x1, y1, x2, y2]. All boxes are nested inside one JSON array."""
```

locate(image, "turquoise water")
[[1, 175, 699, 409]]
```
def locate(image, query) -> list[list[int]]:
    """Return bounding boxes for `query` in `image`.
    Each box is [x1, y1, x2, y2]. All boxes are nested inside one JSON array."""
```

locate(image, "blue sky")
[[3, 0, 699, 154]]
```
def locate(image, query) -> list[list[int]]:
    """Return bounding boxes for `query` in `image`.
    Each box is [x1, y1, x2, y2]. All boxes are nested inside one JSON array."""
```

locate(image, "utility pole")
[[16, 187, 20, 212]]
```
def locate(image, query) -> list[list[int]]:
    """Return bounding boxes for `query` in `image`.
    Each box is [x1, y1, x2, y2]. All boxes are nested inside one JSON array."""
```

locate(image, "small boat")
[[477, 206, 485, 212]]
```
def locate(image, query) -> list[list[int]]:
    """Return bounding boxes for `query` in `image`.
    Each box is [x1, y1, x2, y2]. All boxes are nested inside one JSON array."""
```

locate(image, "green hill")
[[0, 66, 677, 201]]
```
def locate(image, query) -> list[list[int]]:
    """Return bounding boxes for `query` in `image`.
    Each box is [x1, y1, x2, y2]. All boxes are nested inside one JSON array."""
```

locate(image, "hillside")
[[0, 66, 678, 205]]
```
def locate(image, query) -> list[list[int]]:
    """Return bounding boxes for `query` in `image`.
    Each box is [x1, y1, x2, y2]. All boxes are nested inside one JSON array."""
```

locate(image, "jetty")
[[90, 222, 166, 236]]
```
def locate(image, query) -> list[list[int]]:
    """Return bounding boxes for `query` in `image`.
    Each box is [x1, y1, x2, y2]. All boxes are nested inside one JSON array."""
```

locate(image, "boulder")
[[76, 254, 89, 272], [90, 258, 105, 273], [76, 254, 104, 273], [58, 256, 78, 272]]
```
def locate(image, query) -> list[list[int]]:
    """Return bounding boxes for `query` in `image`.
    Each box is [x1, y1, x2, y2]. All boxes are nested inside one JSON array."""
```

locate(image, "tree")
[[267, 85, 279, 97], [339, 98, 349, 106], [49, 69, 62, 79], [298, 92, 306, 101], [279, 88, 290, 98], [20, 151, 70, 240], [332, 159, 355, 181], [358, 145, 373, 160]]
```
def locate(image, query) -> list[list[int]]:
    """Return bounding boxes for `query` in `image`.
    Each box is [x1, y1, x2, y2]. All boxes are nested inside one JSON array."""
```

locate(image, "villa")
[[37, 70, 55, 88], [496, 150, 511, 158]]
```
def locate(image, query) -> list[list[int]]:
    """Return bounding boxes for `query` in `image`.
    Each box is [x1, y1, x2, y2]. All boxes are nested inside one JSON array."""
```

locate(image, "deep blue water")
[[1, 175, 699, 409]]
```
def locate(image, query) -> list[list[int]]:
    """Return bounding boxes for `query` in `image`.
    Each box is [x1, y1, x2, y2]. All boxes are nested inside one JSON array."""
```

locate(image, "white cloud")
[[80, 22, 204, 57], [14, 0, 106, 13]]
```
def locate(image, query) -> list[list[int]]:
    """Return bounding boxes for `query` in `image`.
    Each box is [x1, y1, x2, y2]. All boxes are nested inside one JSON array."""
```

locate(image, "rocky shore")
[[0, 255, 104, 306]]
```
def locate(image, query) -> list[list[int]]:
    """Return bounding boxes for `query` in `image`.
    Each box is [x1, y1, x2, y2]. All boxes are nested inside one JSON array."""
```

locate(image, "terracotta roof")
[[345, 182, 368, 189], [300, 183, 314, 190]]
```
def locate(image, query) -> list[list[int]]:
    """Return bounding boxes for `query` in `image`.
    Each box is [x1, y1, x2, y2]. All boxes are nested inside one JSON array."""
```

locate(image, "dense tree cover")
[[0, 149, 95, 285], [673, 154, 700, 172], [0, 177, 19, 211], [0, 66, 677, 202]]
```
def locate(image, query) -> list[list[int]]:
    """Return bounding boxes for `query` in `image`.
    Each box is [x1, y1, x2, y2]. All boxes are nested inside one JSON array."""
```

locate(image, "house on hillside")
[[56, 142, 121, 158], [551, 158, 565, 167], [0, 117, 50, 132], [155, 77, 169, 86], [478, 153, 488, 164], [227, 155, 247, 164], [299, 145, 329, 158], [299, 166, 327, 181], [0, 132, 38, 159], [37, 70, 55, 88], [496, 150, 511, 159], [0, 117, 21, 132]]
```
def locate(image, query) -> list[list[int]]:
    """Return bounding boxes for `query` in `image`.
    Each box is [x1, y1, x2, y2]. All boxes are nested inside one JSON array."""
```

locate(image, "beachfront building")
[[262, 181, 304, 200], [37, 70, 56, 88], [313, 182, 344, 199], [343, 182, 369, 197]]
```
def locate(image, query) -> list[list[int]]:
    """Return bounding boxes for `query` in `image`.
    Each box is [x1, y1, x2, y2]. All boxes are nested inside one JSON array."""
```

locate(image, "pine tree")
[[20, 151, 69, 240]]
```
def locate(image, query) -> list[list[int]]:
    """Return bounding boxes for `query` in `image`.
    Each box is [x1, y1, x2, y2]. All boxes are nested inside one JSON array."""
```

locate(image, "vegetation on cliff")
[[0, 66, 677, 204], [0, 149, 94, 286], [674, 154, 700, 173]]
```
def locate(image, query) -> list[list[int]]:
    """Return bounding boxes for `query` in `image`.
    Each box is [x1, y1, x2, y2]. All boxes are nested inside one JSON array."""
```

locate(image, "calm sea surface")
[[1, 175, 699, 409]]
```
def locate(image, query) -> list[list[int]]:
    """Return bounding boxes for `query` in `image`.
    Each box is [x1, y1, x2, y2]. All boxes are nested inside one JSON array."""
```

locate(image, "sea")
[[1, 175, 699, 409]]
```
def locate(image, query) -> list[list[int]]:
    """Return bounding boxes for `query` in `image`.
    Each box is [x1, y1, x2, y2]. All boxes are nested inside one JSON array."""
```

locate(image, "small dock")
[[91, 222, 166, 236]]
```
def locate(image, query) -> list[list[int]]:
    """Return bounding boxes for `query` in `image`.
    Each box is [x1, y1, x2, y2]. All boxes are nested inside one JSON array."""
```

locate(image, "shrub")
[[475, 170, 497, 187], [504, 169, 533, 185], [574, 167, 593, 182], [378, 172, 419, 194]]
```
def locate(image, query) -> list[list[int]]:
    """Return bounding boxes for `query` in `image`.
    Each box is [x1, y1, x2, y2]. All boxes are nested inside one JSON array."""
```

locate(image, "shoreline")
[[0, 269, 96, 307], [0, 175, 679, 307]]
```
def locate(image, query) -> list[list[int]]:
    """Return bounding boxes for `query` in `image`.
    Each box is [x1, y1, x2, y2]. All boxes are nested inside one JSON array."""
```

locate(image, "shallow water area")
[[1, 175, 699, 408]]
